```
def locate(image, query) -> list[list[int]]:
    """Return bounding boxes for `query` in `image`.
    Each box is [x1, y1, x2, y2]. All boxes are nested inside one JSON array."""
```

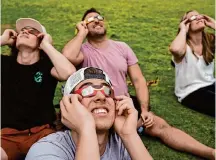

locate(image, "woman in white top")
[[169, 10, 215, 117]]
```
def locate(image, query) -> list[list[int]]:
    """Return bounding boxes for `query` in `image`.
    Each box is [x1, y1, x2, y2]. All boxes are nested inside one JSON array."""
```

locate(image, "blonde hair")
[[179, 10, 215, 65]]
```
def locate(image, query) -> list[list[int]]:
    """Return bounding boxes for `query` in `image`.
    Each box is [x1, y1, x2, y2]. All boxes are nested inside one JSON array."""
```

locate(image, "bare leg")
[[144, 114, 215, 160], [1, 147, 8, 160]]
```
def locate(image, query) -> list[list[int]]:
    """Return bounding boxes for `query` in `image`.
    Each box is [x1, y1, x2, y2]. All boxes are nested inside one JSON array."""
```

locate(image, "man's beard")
[[87, 29, 107, 39]]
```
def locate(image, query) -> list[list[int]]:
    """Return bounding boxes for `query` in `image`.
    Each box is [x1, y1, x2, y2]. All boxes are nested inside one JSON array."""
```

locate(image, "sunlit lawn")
[[1, 0, 215, 159]]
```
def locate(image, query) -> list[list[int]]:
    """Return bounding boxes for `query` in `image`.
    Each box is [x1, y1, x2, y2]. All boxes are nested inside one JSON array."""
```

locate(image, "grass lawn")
[[1, 0, 215, 159]]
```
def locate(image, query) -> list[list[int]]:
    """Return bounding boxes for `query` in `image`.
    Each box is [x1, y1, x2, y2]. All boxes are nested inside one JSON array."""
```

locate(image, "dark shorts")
[[130, 95, 142, 118], [181, 83, 215, 117], [130, 95, 151, 119], [1, 124, 55, 159]]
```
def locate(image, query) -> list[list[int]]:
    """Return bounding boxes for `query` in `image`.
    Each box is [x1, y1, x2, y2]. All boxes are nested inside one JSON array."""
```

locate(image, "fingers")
[[71, 94, 83, 104], [186, 22, 190, 28], [117, 103, 128, 115], [144, 117, 154, 128], [37, 33, 53, 45], [60, 100, 67, 115], [61, 94, 83, 114], [115, 95, 128, 100], [9, 30, 17, 38], [202, 14, 210, 20], [182, 18, 189, 24], [144, 121, 154, 128], [11, 30, 17, 35], [116, 99, 129, 110], [3, 29, 17, 39], [82, 22, 88, 28], [115, 96, 135, 115], [77, 21, 88, 29], [37, 33, 51, 40], [61, 95, 72, 112], [140, 112, 154, 128], [37, 33, 45, 39], [60, 101, 72, 129], [116, 101, 136, 117]]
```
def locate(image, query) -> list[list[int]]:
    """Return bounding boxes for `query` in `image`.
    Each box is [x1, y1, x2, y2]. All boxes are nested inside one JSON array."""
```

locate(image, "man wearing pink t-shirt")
[[62, 8, 215, 159]]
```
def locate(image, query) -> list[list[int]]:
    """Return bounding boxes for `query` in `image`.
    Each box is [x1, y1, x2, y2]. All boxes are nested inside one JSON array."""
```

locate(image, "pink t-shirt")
[[81, 40, 138, 96]]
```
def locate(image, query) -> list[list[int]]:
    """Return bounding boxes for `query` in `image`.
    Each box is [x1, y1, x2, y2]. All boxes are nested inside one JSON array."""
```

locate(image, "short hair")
[[82, 8, 100, 21], [84, 67, 103, 75], [84, 67, 105, 81]]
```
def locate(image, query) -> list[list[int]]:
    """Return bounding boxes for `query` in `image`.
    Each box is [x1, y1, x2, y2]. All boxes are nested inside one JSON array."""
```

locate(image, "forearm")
[[210, 23, 216, 30], [0, 36, 7, 46], [75, 129, 100, 160], [134, 79, 149, 112], [121, 133, 153, 160], [169, 29, 187, 57], [42, 43, 76, 79], [62, 33, 85, 61]]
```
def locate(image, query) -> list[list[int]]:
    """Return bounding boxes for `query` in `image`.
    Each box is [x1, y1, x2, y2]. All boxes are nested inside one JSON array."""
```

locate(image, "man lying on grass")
[[26, 67, 153, 160]]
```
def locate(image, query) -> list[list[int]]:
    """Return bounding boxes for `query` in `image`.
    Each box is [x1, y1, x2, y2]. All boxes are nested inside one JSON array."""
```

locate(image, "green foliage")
[[1, 0, 215, 159]]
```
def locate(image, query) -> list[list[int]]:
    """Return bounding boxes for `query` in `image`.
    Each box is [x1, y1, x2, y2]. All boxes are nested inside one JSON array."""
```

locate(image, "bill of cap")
[[16, 18, 46, 33], [63, 67, 112, 96]]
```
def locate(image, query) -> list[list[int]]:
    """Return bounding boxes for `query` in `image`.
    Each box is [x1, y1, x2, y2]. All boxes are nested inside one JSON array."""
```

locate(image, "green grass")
[[1, 0, 215, 159]]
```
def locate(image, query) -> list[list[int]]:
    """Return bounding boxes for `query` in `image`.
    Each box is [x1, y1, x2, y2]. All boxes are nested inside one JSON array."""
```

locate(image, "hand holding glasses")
[[84, 15, 104, 24], [20, 27, 41, 36], [188, 15, 204, 22], [75, 15, 104, 35]]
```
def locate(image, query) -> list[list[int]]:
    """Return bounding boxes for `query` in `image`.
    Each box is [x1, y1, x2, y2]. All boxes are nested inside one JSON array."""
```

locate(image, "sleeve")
[[122, 149, 132, 160], [25, 141, 70, 160], [113, 133, 131, 160], [41, 53, 54, 73], [80, 43, 88, 68], [122, 42, 138, 66], [25, 132, 75, 160]]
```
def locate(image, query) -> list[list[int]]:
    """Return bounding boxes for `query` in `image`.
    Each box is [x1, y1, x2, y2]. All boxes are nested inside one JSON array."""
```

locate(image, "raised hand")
[[179, 18, 190, 33], [1, 29, 17, 46], [60, 94, 95, 134], [37, 33, 53, 49], [140, 111, 154, 128], [114, 95, 138, 136], [76, 21, 89, 37], [202, 15, 216, 30]]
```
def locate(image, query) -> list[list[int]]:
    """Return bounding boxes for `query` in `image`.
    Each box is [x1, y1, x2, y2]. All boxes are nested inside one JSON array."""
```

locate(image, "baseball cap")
[[63, 67, 112, 96], [16, 18, 47, 33]]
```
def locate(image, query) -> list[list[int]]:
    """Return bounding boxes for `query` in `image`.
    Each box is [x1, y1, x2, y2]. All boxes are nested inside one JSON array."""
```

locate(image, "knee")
[[157, 118, 170, 130], [1, 147, 8, 160], [146, 117, 170, 136]]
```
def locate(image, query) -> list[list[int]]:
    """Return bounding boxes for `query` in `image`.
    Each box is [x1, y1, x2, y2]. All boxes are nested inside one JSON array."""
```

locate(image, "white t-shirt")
[[173, 45, 215, 102]]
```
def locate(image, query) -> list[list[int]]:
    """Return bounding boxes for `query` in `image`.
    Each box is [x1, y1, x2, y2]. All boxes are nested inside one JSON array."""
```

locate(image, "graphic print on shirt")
[[34, 71, 43, 83]]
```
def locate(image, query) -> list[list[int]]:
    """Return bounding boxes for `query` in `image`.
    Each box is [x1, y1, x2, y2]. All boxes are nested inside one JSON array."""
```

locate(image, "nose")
[[20, 29, 29, 34], [94, 90, 106, 102], [94, 18, 99, 23], [196, 15, 203, 20]]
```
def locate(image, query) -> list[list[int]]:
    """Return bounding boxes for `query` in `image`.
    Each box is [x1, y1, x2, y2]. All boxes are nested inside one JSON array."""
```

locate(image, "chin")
[[95, 120, 114, 131], [196, 26, 205, 32], [16, 42, 37, 49], [88, 29, 107, 37]]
